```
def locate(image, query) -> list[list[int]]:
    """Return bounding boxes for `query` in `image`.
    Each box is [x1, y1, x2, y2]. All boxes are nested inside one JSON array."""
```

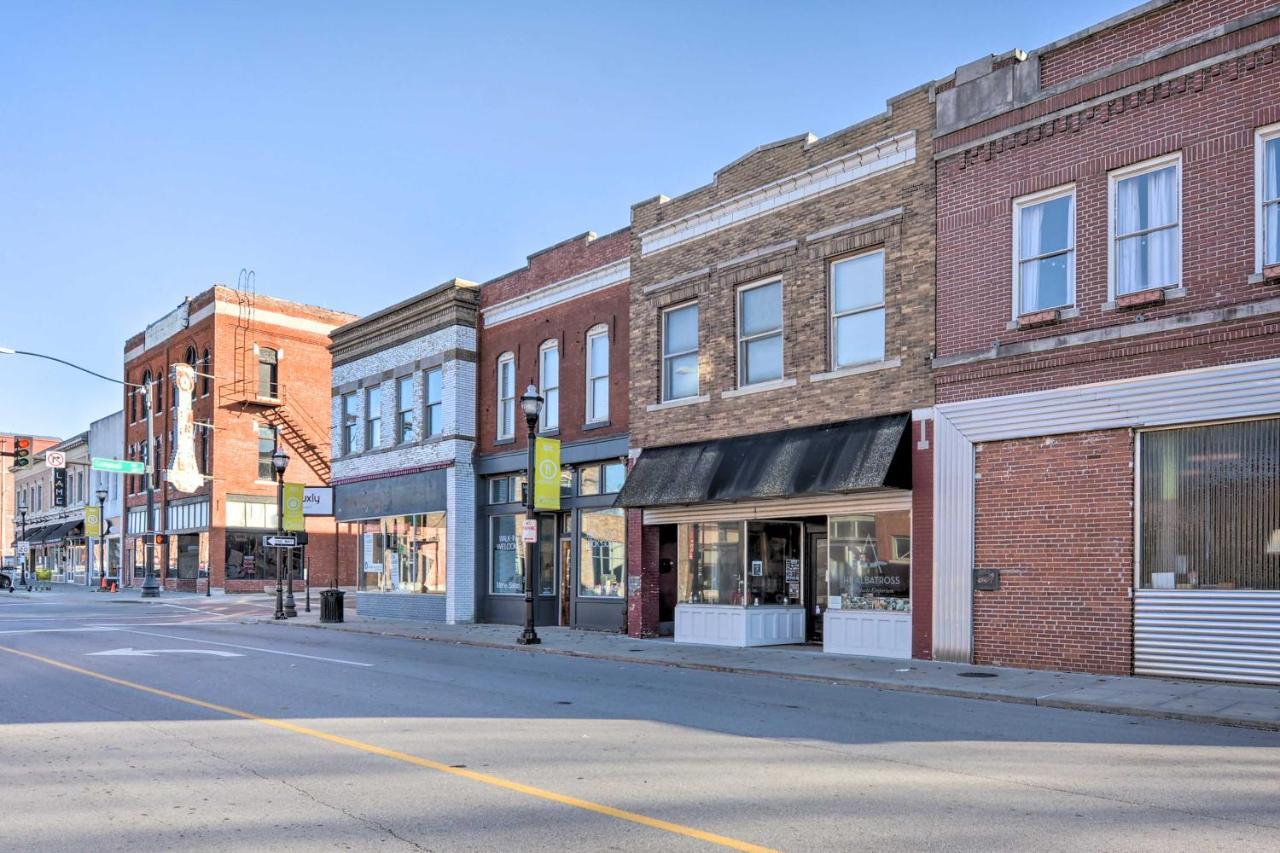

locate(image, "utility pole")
[[140, 380, 160, 598]]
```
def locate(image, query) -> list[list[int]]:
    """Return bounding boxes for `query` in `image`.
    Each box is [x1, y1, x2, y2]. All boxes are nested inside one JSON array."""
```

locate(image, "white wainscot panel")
[[675, 605, 805, 647], [824, 609, 912, 659]]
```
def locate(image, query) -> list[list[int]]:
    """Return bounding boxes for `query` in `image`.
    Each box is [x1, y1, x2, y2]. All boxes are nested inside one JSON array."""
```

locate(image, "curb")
[[256, 618, 1280, 733]]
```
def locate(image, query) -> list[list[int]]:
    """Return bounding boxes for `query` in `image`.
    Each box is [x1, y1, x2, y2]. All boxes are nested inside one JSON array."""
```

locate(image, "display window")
[[828, 511, 911, 611], [357, 513, 447, 593], [578, 508, 625, 598]]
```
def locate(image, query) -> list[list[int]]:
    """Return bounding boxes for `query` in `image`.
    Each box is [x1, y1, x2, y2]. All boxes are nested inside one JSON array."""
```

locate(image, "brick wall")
[[972, 430, 1134, 675], [477, 231, 630, 456], [1038, 0, 1273, 89], [628, 86, 935, 450]]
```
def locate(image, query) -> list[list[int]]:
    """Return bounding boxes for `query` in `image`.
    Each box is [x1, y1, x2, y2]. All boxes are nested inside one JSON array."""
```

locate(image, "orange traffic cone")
[[110, 581, 118, 593]]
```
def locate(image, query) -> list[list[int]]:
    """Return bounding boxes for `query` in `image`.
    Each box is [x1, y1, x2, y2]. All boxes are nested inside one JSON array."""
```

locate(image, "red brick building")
[[475, 230, 632, 630], [122, 285, 358, 593], [931, 0, 1280, 682]]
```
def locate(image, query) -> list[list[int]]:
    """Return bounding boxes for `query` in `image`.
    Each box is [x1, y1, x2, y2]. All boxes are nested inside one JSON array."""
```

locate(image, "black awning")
[[616, 413, 910, 508], [36, 521, 82, 544], [20, 525, 53, 543]]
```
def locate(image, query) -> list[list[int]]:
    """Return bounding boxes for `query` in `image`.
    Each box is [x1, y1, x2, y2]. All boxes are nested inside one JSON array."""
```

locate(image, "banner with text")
[[533, 437, 561, 511]]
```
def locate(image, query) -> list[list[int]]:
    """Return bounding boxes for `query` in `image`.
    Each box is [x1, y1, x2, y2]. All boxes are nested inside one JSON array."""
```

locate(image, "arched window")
[[258, 347, 279, 398], [539, 339, 559, 433], [200, 348, 211, 396], [585, 324, 609, 424], [140, 370, 152, 418]]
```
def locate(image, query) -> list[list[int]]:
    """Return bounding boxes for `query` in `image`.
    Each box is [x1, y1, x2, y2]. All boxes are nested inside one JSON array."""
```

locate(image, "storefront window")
[[1140, 419, 1280, 590], [491, 515, 523, 594], [828, 511, 911, 611], [578, 508, 625, 597], [357, 514, 448, 593], [578, 462, 626, 496], [225, 532, 281, 581], [488, 474, 526, 505], [677, 522, 743, 605], [745, 521, 801, 606]]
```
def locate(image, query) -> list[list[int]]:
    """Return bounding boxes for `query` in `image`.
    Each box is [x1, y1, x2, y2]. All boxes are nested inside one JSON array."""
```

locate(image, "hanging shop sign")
[[166, 363, 203, 493], [53, 468, 68, 507], [283, 482, 305, 532], [533, 437, 561, 511], [301, 486, 334, 516]]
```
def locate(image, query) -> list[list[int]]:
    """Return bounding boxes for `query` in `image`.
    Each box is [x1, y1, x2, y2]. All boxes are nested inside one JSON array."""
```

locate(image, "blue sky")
[[1, 0, 1135, 439]]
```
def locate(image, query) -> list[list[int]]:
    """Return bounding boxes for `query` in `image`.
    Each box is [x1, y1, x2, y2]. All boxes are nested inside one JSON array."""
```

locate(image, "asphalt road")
[[1, 589, 1278, 852]]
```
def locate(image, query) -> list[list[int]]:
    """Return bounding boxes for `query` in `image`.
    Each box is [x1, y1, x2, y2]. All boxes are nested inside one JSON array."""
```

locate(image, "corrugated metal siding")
[[939, 357, 1280, 443], [932, 413, 973, 663], [641, 489, 910, 525], [1134, 590, 1280, 684]]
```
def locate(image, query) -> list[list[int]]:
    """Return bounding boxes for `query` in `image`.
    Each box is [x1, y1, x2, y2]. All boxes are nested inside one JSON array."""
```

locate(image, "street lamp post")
[[17, 502, 28, 591], [517, 384, 543, 646], [95, 488, 108, 591], [272, 448, 290, 620]]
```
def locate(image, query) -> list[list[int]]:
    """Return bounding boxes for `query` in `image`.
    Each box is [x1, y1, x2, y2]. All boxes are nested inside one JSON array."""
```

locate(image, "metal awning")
[[19, 525, 53, 543], [38, 521, 83, 544], [616, 413, 910, 508]]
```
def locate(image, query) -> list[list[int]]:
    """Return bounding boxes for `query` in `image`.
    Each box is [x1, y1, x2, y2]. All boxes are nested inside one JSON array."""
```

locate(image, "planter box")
[[824, 608, 912, 659], [675, 604, 805, 647]]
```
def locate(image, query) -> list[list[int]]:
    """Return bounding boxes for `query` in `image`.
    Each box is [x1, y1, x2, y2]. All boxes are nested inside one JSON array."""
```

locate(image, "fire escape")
[[218, 271, 331, 482]]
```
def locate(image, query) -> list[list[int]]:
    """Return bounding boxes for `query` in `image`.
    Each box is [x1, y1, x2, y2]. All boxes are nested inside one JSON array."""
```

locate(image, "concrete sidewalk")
[[259, 609, 1280, 732]]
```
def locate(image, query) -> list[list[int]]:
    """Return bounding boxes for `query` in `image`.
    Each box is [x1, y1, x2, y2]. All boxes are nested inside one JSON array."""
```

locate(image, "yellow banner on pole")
[[85, 506, 101, 538], [533, 437, 561, 511], [283, 482, 305, 532]]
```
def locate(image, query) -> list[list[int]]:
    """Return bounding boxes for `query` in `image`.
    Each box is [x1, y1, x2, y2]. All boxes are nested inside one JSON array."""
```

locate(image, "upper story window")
[[140, 370, 152, 418], [1110, 154, 1181, 297], [200, 348, 211, 396], [396, 376, 414, 444], [1014, 186, 1075, 315], [737, 280, 783, 387], [586, 325, 609, 423], [1259, 124, 1280, 270], [830, 250, 885, 368], [497, 353, 515, 440], [257, 347, 279, 399], [257, 425, 276, 480], [662, 303, 699, 402], [341, 392, 357, 454], [365, 385, 382, 450], [539, 341, 559, 433], [425, 367, 443, 438]]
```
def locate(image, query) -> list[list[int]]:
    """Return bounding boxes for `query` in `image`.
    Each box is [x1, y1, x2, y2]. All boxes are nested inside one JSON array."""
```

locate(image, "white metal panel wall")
[[932, 413, 974, 662], [1134, 590, 1280, 684]]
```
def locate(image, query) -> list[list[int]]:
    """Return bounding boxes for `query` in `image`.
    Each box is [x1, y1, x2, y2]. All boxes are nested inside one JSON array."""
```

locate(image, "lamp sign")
[[533, 437, 561, 511]]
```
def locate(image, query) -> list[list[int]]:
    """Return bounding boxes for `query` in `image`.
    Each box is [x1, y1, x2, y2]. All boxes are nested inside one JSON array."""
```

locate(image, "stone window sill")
[[582, 419, 611, 431], [1102, 286, 1185, 311], [647, 394, 710, 412], [721, 378, 797, 399], [493, 437, 515, 447], [1004, 306, 1079, 331], [1247, 264, 1280, 285], [809, 358, 901, 384]]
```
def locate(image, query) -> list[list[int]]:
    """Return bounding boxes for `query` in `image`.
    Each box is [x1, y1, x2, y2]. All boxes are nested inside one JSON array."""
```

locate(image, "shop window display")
[[828, 511, 910, 611], [358, 513, 447, 593]]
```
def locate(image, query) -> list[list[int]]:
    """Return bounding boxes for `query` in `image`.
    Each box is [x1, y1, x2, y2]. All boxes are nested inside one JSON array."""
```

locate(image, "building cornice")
[[481, 260, 629, 327]]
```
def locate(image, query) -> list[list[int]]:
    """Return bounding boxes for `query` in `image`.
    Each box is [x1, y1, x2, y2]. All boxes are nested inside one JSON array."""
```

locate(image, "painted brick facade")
[[122, 286, 358, 593], [972, 431, 1134, 675]]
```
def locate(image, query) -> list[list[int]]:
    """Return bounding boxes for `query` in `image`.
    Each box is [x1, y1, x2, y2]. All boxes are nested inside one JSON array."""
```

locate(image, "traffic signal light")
[[12, 436, 32, 469]]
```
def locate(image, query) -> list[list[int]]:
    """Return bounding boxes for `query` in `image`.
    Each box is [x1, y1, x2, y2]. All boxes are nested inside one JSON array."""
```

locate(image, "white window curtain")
[[1016, 192, 1074, 314], [1265, 137, 1280, 266], [1018, 202, 1043, 310], [1115, 164, 1179, 295]]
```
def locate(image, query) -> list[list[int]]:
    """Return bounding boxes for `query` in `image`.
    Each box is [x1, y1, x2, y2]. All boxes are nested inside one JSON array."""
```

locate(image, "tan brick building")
[[618, 84, 938, 656], [122, 285, 358, 593]]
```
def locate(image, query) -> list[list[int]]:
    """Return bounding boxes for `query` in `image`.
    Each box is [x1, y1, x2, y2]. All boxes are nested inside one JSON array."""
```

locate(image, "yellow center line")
[[0, 644, 777, 853]]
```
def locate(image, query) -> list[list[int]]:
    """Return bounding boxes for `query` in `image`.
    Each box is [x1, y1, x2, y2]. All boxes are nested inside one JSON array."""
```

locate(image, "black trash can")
[[320, 589, 345, 623]]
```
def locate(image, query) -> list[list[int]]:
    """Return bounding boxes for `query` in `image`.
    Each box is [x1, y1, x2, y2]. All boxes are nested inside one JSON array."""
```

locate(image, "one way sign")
[[263, 534, 298, 548]]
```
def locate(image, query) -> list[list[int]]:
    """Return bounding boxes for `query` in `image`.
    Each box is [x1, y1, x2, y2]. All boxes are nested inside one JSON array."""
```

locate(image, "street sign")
[[263, 534, 298, 548], [15, 542, 29, 556], [92, 457, 145, 475], [283, 483, 305, 531], [533, 437, 561, 510], [46, 450, 66, 469], [521, 517, 538, 544]]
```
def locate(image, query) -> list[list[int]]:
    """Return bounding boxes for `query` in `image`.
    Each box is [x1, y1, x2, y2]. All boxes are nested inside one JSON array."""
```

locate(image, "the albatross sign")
[[166, 362, 203, 493]]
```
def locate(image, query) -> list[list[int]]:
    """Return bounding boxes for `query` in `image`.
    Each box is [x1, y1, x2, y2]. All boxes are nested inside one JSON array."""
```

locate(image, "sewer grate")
[[555, 700, 573, 705], [957, 671, 999, 678]]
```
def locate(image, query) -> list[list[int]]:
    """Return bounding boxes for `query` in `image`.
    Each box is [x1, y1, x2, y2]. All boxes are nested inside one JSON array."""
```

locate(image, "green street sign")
[[92, 457, 145, 475]]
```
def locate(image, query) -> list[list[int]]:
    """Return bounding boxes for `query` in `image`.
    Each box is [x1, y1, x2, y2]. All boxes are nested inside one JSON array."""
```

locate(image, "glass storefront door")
[[806, 531, 828, 642]]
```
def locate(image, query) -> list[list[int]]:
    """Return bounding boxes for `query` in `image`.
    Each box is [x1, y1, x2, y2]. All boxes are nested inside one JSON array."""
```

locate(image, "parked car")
[[0, 565, 15, 591]]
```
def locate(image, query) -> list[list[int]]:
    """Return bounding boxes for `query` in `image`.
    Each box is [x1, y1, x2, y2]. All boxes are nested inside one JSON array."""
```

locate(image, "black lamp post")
[[516, 383, 543, 646], [272, 447, 290, 620], [95, 488, 108, 591], [17, 502, 28, 591]]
